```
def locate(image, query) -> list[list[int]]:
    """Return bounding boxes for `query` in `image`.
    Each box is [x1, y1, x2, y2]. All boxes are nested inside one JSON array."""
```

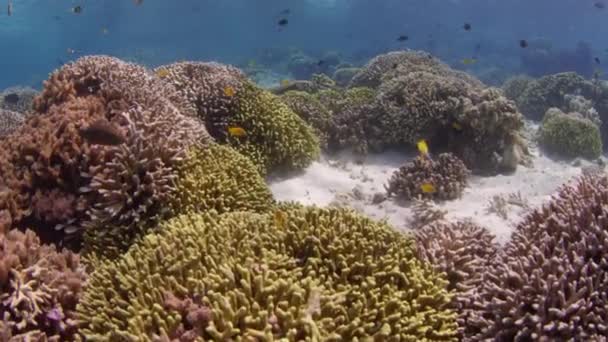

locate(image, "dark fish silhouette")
[[71, 6, 82, 14], [397, 35, 409, 42], [317, 59, 324, 66], [3, 93, 19, 104], [595, 57, 601, 64], [519, 39, 528, 48], [594, 2, 605, 9], [79, 119, 125, 146], [463, 23, 471, 31], [278, 18, 288, 26], [279, 9, 290, 15]]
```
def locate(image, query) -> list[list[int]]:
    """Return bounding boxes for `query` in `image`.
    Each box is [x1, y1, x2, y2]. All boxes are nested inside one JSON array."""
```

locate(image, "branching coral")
[[0, 55, 210, 246], [466, 175, 608, 340], [376, 67, 524, 173], [386, 153, 470, 201], [415, 220, 498, 337], [77, 206, 458, 340], [0, 109, 25, 138], [0, 229, 86, 340], [0, 87, 38, 114], [408, 196, 447, 229], [279, 90, 333, 148], [508, 72, 597, 121], [155, 61, 320, 174], [539, 107, 602, 159]]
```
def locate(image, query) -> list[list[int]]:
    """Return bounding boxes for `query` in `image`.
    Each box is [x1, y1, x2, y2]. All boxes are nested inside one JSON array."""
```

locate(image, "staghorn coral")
[[0, 55, 210, 245], [539, 107, 602, 159], [466, 175, 608, 341], [0, 109, 25, 137], [484, 195, 509, 220], [77, 206, 458, 341], [0, 229, 86, 340], [408, 196, 447, 229], [386, 153, 470, 201], [155, 61, 320, 175], [0, 87, 38, 114], [415, 221, 498, 337]]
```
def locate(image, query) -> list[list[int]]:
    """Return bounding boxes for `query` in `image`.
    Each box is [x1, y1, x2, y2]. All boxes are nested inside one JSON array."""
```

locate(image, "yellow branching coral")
[[77, 206, 458, 341], [83, 143, 274, 259], [156, 61, 320, 175], [168, 143, 275, 215]]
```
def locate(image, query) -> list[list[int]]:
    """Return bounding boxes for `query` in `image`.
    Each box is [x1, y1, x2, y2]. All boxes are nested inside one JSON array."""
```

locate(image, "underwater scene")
[[2, 0, 608, 340]]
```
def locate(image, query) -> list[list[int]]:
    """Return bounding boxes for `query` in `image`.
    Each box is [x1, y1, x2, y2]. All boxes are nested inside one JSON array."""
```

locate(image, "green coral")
[[77, 206, 457, 341], [539, 108, 602, 159], [279, 91, 332, 148], [83, 144, 274, 259], [168, 143, 275, 215], [226, 82, 321, 175]]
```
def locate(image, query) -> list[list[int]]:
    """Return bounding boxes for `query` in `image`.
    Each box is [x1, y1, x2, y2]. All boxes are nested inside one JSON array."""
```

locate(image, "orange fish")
[[228, 126, 246, 137], [224, 86, 235, 97], [156, 68, 169, 78], [420, 183, 436, 194]]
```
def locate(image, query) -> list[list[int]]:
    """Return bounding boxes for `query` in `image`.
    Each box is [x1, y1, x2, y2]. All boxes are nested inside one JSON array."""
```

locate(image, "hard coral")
[[386, 153, 470, 201], [168, 143, 275, 216], [0, 109, 25, 138], [0, 55, 210, 246], [279, 90, 333, 148], [0, 229, 86, 340], [415, 221, 498, 337], [156, 61, 320, 175], [466, 175, 608, 341], [539, 107, 602, 159], [77, 206, 457, 341]]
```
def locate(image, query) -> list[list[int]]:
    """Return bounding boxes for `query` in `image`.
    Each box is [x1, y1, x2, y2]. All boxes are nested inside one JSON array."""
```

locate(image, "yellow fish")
[[156, 68, 169, 78], [281, 79, 291, 87], [462, 58, 477, 65], [274, 210, 287, 229], [452, 122, 463, 130], [228, 126, 246, 137], [420, 183, 436, 194], [224, 86, 235, 97], [417, 139, 429, 155]]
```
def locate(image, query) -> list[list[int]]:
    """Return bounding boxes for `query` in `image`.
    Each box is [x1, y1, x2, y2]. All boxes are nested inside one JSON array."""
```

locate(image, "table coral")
[[466, 175, 608, 341], [77, 206, 458, 341], [155, 61, 320, 175], [0, 229, 86, 340], [386, 153, 470, 201]]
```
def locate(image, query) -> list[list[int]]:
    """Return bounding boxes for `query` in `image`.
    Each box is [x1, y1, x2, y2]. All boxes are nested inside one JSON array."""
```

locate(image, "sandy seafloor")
[[268, 127, 590, 245]]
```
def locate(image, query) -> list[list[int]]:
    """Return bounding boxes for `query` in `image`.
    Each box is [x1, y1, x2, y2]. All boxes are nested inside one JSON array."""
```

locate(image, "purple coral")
[[386, 153, 470, 201], [466, 175, 608, 340]]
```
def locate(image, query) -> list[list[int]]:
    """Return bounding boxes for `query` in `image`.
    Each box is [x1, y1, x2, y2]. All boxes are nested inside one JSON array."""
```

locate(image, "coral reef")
[[466, 175, 608, 340], [0, 229, 86, 340], [386, 153, 470, 201], [0, 86, 38, 114], [155, 61, 320, 174], [0, 109, 25, 137], [415, 221, 498, 337], [279, 90, 333, 147], [408, 196, 447, 229], [539, 107, 602, 159], [332, 67, 361, 87], [507, 72, 597, 121], [0, 55, 209, 245], [77, 206, 458, 340]]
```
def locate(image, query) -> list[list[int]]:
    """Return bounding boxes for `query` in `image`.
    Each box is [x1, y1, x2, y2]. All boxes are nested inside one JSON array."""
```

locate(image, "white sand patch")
[[269, 146, 587, 245]]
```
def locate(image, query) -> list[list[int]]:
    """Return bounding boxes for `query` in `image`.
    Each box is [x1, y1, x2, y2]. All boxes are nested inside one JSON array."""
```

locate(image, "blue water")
[[0, 0, 606, 88]]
